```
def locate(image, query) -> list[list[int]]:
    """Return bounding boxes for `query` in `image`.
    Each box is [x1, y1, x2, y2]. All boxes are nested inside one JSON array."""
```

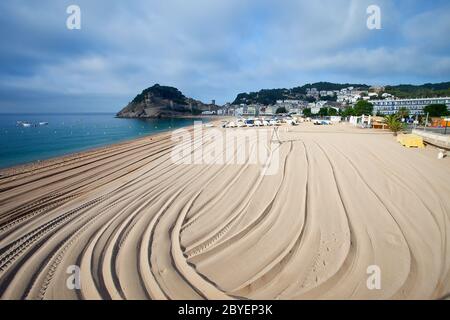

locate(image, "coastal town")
[[203, 85, 450, 118]]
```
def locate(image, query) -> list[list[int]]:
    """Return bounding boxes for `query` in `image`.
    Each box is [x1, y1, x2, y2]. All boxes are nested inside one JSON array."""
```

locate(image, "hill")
[[384, 82, 450, 98], [232, 81, 450, 105], [232, 82, 370, 105], [116, 84, 212, 118]]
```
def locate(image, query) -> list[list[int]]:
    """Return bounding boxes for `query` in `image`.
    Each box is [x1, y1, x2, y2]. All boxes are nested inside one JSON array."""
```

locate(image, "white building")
[[263, 106, 275, 115], [244, 106, 256, 116], [372, 97, 450, 115], [316, 100, 327, 108], [235, 107, 244, 116], [311, 106, 321, 114]]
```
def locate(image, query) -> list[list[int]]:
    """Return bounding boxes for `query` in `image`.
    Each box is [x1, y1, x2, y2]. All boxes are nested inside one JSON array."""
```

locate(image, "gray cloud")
[[0, 0, 449, 112]]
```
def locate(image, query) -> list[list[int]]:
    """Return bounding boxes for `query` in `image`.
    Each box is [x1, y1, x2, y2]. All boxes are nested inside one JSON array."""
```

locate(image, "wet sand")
[[0, 122, 449, 300]]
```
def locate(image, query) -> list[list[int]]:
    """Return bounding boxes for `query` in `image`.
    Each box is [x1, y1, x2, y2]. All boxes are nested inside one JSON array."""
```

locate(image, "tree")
[[328, 108, 338, 116], [353, 100, 374, 116], [276, 107, 288, 114], [423, 104, 449, 117], [397, 107, 409, 119], [342, 107, 355, 117], [385, 114, 404, 136], [385, 82, 450, 99], [302, 108, 312, 117], [318, 107, 328, 117], [191, 108, 202, 115], [132, 84, 188, 105]]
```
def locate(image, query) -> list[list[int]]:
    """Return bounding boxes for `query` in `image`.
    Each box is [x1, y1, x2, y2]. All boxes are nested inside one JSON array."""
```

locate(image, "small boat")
[[39, 122, 49, 126], [17, 121, 32, 127]]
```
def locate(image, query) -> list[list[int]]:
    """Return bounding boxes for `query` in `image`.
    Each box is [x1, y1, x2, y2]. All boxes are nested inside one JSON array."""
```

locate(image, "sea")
[[0, 113, 206, 169]]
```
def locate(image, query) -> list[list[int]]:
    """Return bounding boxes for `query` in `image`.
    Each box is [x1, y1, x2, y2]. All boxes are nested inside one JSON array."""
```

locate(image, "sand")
[[0, 122, 449, 300]]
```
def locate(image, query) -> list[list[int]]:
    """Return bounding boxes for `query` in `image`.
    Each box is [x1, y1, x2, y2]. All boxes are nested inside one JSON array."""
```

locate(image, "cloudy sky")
[[0, 0, 449, 113]]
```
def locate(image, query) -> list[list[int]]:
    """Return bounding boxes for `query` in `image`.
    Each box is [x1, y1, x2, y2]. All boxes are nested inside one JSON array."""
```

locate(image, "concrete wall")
[[412, 129, 450, 148]]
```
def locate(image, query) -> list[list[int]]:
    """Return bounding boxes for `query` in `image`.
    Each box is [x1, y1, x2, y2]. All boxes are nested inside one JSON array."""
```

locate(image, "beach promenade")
[[0, 123, 449, 300]]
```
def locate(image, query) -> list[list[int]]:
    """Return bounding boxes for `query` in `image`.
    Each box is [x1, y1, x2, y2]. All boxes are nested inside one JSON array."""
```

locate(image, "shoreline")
[[115, 114, 231, 120], [0, 128, 171, 176], [0, 117, 230, 175]]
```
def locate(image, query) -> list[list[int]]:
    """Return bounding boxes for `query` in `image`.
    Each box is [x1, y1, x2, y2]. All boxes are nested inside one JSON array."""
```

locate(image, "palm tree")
[[385, 114, 404, 136], [397, 107, 409, 119]]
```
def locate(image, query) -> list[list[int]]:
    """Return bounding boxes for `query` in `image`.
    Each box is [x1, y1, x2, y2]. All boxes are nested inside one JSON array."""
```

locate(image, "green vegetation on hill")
[[117, 84, 212, 118], [233, 89, 289, 106], [297, 82, 370, 93], [232, 82, 370, 105], [131, 84, 188, 105], [384, 82, 450, 99], [233, 81, 450, 105]]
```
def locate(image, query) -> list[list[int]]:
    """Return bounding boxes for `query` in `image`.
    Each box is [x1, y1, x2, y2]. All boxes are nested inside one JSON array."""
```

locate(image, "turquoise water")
[[0, 114, 204, 169]]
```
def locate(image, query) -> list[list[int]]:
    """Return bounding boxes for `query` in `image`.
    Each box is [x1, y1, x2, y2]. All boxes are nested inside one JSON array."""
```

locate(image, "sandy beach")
[[0, 122, 449, 300]]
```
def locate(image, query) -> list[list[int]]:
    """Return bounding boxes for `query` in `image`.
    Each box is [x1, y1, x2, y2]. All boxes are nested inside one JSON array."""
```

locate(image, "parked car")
[[313, 119, 332, 125], [244, 119, 255, 127], [254, 119, 263, 127], [313, 119, 322, 125], [284, 118, 298, 126], [226, 121, 237, 128], [236, 119, 246, 127]]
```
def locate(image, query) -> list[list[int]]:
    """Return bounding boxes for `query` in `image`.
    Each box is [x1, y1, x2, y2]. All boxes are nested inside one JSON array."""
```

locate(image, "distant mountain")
[[117, 84, 212, 118], [384, 82, 450, 98], [232, 82, 370, 105]]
